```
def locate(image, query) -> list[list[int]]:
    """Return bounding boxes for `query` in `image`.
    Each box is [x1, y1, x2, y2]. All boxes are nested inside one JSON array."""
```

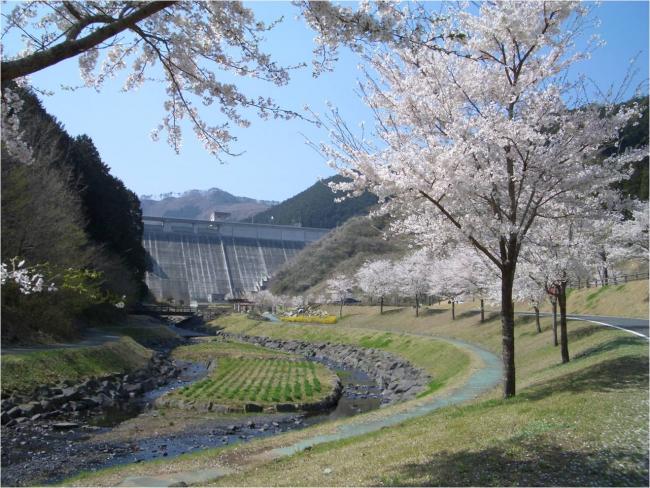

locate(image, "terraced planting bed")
[[159, 340, 340, 412]]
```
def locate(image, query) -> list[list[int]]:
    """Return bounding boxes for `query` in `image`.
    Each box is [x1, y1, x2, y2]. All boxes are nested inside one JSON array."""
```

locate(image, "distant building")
[[210, 211, 231, 221]]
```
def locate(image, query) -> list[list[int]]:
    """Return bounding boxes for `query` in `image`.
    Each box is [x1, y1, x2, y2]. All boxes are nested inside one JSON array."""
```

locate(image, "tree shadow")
[[378, 437, 648, 486], [521, 355, 648, 402], [567, 323, 602, 341], [457, 310, 480, 319], [381, 308, 405, 316], [573, 336, 647, 360], [423, 308, 447, 316]]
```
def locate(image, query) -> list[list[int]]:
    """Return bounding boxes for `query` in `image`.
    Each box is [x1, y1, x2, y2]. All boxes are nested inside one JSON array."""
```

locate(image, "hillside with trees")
[[248, 175, 378, 229], [269, 216, 405, 295], [1, 85, 147, 343]]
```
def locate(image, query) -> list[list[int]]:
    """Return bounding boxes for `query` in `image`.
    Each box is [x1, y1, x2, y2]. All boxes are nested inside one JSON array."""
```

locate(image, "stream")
[[1, 355, 384, 486]]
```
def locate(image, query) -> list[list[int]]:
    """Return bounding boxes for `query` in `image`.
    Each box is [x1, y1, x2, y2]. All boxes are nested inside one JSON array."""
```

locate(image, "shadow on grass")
[[567, 323, 602, 341], [521, 355, 648, 402], [457, 310, 480, 319], [378, 438, 648, 486], [381, 308, 405, 316], [573, 336, 647, 360], [423, 308, 447, 316]]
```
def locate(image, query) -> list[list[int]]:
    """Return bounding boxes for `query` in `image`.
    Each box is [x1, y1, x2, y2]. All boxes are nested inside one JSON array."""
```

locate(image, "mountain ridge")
[[140, 187, 277, 221]]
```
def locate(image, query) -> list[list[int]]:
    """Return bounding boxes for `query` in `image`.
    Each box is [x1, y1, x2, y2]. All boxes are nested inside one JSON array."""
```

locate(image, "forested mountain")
[[249, 175, 378, 229], [608, 96, 649, 201], [1, 85, 147, 341], [140, 188, 275, 221]]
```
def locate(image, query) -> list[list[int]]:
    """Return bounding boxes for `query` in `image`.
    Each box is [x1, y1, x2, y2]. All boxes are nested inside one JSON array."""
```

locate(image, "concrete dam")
[[142, 216, 329, 303]]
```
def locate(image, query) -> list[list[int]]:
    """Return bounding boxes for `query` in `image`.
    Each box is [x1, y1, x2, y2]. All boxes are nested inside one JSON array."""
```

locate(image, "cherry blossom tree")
[[322, 2, 645, 397], [0, 258, 55, 295], [1, 1, 455, 161], [521, 218, 604, 363], [393, 249, 434, 317], [436, 249, 498, 322], [610, 201, 649, 266], [513, 269, 548, 335], [430, 257, 467, 321], [325, 273, 355, 318], [355, 258, 395, 314], [1, 2, 310, 159]]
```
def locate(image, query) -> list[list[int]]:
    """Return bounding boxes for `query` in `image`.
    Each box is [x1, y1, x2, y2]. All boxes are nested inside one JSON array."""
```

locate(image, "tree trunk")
[[451, 300, 455, 320], [551, 298, 558, 346], [480, 298, 485, 323], [501, 266, 516, 398], [558, 281, 570, 363], [415, 294, 419, 317], [339, 300, 343, 318], [533, 305, 541, 333], [380, 296, 384, 315]]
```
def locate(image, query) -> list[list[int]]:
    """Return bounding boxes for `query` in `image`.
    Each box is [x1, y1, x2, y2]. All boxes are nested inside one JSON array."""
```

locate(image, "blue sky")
[[4, 1, 649, 202]]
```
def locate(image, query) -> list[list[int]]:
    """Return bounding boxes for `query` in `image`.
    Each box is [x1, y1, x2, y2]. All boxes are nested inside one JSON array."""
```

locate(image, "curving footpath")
[[117, 336, 502, 487]]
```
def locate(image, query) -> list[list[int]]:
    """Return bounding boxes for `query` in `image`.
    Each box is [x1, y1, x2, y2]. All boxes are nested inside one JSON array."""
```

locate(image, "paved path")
[[516, 312, 649, 340], [1, 328, 122, 356], [118, 336, 503, 487]]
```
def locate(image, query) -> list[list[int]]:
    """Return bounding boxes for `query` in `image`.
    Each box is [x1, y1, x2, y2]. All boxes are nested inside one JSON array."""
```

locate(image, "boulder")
[[61, 386, 82, 401], [18, 402, 43, 416], [6, 406, 22, 419], [52, 422, 80, 430]]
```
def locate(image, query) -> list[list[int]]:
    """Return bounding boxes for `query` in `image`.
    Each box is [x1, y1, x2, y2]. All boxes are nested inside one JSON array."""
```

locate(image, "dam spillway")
[[142, 216, 329, 303]]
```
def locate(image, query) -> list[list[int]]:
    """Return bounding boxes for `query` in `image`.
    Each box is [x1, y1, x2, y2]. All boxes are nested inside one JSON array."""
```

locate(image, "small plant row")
[[280, 315, 337, 324], [174, 357, 327, 405]]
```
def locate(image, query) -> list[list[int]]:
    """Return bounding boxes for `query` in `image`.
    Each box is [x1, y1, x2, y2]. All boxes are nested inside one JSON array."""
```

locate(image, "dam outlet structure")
[[142, 216, 329, 304]]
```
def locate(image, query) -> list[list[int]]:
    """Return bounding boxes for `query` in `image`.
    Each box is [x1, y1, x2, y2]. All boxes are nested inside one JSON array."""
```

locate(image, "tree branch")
[[1, 1, 174, 82]]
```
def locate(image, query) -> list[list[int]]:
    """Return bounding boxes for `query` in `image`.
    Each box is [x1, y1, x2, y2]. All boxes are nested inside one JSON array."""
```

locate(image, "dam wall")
[[142, 216, 329, 303]]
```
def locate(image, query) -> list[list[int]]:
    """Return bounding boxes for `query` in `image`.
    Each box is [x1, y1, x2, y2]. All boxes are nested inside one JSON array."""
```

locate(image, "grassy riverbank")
[[1, 337, 151, 395], [66, 306, 647, 486]]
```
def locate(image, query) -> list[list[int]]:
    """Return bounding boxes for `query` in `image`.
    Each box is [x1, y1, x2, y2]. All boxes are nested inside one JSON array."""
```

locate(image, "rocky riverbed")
[[2, 328, 431, 486]]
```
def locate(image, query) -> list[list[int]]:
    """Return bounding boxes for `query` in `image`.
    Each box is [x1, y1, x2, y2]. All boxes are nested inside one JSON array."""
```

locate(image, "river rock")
[[52, 422, 80, 430], [6, 406, 22, 419], [61, 386, 82, 401], [18, 401, 43, 416]]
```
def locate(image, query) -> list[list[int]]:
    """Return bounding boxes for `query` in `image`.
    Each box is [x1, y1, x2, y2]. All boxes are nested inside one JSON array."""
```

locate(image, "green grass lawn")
[[66, 300, 648, 487], [171, 357, 330, 406], [163, 340, 337, 408], [1, 336, 152, 395], [171, 338, 294, 363], [206, 314, 472, 397]]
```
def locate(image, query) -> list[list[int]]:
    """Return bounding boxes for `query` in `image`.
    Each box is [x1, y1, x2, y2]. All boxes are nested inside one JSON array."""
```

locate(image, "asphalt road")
[[517, 311, 649, 340]]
